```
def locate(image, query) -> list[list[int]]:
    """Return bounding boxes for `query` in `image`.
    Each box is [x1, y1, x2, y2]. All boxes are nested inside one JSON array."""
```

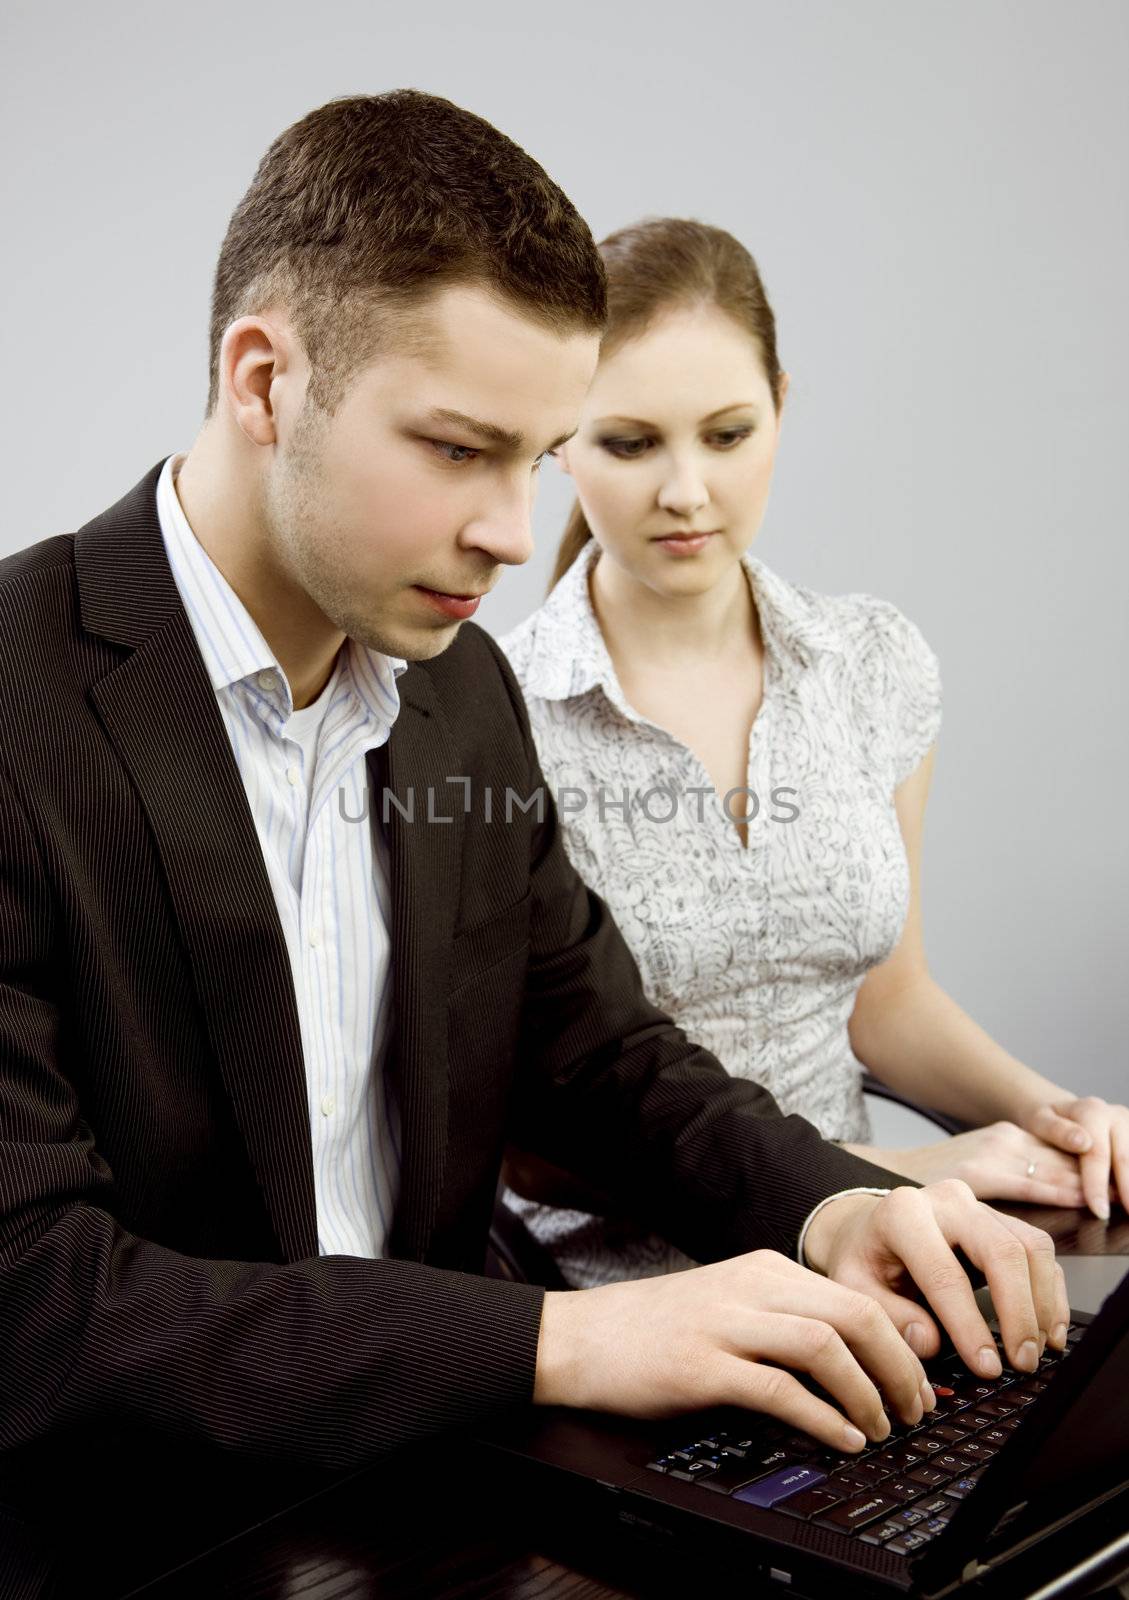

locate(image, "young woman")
[[498, 218, 1127, 1289]]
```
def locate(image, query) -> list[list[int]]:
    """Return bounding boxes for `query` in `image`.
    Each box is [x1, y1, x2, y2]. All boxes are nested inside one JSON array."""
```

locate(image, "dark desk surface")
[[18, 1207, 1129, 1600]]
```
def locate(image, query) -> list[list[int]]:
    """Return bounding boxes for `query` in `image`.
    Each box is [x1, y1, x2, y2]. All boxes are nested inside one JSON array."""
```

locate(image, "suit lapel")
[[77, 466, 317, 1262], [380, 670, 463, 1261]]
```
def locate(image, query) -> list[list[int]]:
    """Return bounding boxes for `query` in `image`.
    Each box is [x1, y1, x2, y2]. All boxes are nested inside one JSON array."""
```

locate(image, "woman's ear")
[[777, 371, 791, 409]]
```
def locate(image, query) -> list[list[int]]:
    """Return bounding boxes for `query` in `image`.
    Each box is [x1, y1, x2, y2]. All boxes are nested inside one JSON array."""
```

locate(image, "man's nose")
[[460, 485, 537, 568], [657, 455, 709, 518]]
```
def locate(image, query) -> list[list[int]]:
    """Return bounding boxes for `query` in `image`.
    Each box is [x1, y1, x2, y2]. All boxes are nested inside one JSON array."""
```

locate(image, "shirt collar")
[[155, 453, 406, 724], [520, 538, 843, 704]]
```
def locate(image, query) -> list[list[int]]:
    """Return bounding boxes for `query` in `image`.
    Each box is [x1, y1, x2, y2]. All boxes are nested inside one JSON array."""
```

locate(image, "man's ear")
[[553, 441, 574, 476], [220, 315, 298, 447]]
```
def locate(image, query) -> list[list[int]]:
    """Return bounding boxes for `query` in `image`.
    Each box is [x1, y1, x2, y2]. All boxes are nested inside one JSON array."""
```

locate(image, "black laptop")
[[477, 1269, 1129, 1598]]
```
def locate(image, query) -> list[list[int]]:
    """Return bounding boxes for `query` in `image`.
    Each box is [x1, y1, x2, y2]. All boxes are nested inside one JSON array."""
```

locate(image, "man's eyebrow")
[[593, 401, 758, 429], [424, 407, 576, 454]]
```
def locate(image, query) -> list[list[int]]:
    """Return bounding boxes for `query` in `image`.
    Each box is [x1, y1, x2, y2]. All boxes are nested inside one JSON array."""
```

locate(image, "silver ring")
[[1026, 1160, 1038, 1179]]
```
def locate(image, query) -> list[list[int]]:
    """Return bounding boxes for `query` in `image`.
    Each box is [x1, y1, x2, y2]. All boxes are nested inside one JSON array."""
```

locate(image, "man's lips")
[[413, 585, 487, 620]]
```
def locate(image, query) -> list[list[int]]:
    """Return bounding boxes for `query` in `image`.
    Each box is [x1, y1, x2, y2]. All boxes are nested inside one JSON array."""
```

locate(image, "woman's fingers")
[[1068, 1099, 1114, 1220], [1111, 1113, 1129, 1213], [1010, 1168, 1085, 1208], [1026, 1102, 1092, 1155]]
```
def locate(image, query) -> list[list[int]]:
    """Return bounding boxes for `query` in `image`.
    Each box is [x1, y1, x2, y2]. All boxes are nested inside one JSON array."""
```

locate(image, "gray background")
[[2, 0, 1125, 1103]]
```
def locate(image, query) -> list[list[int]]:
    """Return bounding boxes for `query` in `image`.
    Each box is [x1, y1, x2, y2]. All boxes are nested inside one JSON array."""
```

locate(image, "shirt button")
[[320, 1094, 336, 1117], [286, 766, 300, 787], [308, 928, 321, 949], [256, 670, 274, 691]]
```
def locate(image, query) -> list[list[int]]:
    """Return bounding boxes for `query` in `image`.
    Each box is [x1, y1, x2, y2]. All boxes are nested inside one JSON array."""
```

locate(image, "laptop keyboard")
[[645, 1324, 1084, 1557]]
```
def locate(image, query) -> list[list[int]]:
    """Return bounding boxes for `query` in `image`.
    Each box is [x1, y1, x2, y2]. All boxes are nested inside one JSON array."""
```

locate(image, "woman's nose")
[[656, 458, 709, 518]]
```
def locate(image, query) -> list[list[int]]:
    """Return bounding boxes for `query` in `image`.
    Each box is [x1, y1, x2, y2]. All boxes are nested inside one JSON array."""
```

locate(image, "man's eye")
[[429, 440, 480, 464], [601, 437, 653, 459]]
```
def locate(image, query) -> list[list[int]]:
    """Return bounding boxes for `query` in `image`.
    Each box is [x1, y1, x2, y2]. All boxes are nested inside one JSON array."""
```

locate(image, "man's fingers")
[[987, 1211, 1063, 1351], [923, 1191, 1046, 1373], [718, 1351, 872, 1455], [876, 1186, 1005, 1378], [743, 1256, 928, 1426], [731, 1312, 896, 1443]]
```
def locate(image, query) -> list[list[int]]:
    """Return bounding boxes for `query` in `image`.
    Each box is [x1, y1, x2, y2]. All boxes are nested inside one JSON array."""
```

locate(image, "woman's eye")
[[429, 440, 480, 464], [708, 428, 753, 449], [602, 437, 653, 459]]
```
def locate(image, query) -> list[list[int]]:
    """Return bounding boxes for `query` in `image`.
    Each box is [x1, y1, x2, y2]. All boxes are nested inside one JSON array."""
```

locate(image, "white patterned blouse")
[[498, 540, 942, 1288]]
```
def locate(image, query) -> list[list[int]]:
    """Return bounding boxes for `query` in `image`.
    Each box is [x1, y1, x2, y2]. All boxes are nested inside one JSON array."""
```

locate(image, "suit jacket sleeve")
[[485, 633, 917, 1263], [0, 759, 545, 1473]]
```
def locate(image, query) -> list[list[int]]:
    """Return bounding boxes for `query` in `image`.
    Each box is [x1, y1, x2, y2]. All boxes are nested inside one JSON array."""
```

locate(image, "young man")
[[0, 89, 1065, 1579]]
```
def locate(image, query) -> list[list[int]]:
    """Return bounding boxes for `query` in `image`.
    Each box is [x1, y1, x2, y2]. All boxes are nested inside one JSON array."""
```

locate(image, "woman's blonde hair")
[[549, 218, 784, 591]]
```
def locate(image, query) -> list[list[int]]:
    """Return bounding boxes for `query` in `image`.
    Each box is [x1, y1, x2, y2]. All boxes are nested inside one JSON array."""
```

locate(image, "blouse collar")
[[520, 538, 844, 705]]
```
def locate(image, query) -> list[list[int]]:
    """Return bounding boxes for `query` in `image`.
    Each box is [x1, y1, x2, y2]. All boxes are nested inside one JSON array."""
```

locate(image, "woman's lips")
[[414, 587, 483, 620], [653, 531, 718, 556]]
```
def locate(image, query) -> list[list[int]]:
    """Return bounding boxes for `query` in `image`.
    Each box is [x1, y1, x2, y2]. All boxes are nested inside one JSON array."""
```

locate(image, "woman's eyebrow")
[[593, 402, 758, 429]]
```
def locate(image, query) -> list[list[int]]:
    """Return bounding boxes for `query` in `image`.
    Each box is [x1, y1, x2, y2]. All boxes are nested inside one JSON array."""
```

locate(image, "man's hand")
[[803, 1180, 1070, 1374], [534, 1250, 937, 1453]]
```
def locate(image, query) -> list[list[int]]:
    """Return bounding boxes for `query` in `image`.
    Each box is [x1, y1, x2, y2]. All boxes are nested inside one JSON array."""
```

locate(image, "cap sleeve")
[[849, 596, 943, 789]]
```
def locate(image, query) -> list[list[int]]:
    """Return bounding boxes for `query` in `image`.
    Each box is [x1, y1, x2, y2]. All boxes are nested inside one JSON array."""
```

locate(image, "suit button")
[[320, 1094, 336, 1117]]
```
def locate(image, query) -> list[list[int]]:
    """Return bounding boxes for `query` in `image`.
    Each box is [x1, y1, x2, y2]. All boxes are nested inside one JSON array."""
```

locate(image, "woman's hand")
[[1017, 1097, 1129, 1220], [860, 1123, 1087, 1209]]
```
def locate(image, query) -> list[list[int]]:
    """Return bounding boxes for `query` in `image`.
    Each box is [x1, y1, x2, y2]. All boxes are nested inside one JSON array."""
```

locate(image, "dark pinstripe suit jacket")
[[0, 462, 900, 1483]]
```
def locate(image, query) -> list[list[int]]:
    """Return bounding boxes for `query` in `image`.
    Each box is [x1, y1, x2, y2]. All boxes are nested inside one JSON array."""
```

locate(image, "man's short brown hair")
[[206, 89, 608, 415]]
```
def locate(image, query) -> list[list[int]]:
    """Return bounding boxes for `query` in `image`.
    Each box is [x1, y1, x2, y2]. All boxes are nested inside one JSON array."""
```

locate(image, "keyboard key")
[[883, 1479, 926, 1504], [774, 1485, 847, 1520], [973, 1400, 1016, 1419], [907, 1464, 952, 1488], [859, 1520, 904, 1546], [733, 1465, 828, 1508], [815, 1492, 903, 1532], [943, 1476, 982, 1501], [887, 1529, 934, 1554], [923, 1424, 971, 1445], [955, 1441, 995, 1465], [917, 1496, 953, 1518], [833, 1461, 891, 1489], [777, 1433, 822, 1459], [699, 1456, 785, 1495]]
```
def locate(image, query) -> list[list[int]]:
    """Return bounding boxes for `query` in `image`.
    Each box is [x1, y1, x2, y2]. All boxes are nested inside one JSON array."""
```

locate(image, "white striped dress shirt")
[[155, 452, 406, 1259]]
